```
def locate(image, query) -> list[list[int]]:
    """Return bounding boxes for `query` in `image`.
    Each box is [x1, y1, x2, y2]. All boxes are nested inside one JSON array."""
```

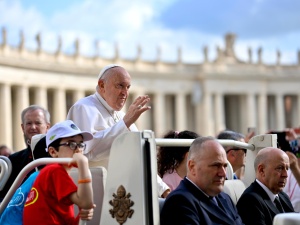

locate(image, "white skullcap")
[[97, 64, 121, 80]]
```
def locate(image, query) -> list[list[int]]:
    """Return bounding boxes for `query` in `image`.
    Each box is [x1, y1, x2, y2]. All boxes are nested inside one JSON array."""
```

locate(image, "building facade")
[[1, 29, 300, 151]]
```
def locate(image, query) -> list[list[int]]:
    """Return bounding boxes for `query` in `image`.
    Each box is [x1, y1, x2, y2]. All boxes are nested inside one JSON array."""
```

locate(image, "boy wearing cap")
[[23, 120, 94, 225]]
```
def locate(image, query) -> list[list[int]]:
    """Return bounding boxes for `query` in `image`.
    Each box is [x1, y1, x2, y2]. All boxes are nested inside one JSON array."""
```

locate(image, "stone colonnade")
[[0, 82, 197, 151]]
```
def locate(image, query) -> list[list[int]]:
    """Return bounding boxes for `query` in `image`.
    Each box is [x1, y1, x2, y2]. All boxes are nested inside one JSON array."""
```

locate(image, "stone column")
[[276, 94, 285, 130], [13, 85, 29, 150], [258, 93, 267, 134], [52, 88, 66, 124], [175, 93, 186, 131], [33, 87, 48, 109], [153, 92, 166, 137], [247, 93, 257, 127], [215, 92, 225, 134], [73, 89, 85, 103], [0, 84, 12, 149], [202, 92, 214, 136]]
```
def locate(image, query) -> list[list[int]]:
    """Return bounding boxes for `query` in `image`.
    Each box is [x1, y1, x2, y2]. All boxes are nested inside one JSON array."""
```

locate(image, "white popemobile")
[[0, 131, 299, 225]]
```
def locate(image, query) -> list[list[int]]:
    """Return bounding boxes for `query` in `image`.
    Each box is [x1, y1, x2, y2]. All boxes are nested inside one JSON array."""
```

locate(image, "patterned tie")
[[274, 196, 284, 213]]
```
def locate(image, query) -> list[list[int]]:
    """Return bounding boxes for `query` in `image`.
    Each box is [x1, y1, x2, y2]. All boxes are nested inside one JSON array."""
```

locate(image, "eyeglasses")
[[58, 142, 86, 151], [226, 148, 247, 155]]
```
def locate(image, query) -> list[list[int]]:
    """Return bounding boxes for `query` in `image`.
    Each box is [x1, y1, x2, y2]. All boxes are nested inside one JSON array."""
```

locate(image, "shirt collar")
[[186, 177, 210, 198], [256, 179, 277, 202], [95, 92, 115, 114]]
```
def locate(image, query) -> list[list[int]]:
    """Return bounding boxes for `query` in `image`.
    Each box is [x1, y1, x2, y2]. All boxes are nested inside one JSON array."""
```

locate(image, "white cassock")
[[67, 91, 170, 196]]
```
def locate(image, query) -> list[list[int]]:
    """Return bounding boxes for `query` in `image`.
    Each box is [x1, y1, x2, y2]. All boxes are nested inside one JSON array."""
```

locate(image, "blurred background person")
[[157, 130, 200, 191], [217, 130, 247, 179], [283, 151, 300, 212]]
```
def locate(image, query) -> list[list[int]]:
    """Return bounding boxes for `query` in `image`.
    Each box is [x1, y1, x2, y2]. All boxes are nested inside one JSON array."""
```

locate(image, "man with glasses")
[[217, 130, 247, 179]]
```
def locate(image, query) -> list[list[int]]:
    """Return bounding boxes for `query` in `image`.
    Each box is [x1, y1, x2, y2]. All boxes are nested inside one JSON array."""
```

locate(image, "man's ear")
[[48, 147, 58, 158], [98, 79, 104, 89], [188, 159, 195, 175], [257, 164, 265, 175]]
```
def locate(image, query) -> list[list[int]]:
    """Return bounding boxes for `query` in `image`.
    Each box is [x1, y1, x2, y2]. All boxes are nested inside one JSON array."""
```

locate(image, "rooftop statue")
[[35, 33, 41, 53], [2, 27, 7, 46]]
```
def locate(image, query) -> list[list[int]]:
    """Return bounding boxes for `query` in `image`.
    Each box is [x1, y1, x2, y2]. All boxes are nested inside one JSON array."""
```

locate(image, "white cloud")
[[0, 0, 299, 65]]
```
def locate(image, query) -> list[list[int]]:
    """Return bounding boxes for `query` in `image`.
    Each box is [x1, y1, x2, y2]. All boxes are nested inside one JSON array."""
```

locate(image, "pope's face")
[[98, 67, 131, 111]]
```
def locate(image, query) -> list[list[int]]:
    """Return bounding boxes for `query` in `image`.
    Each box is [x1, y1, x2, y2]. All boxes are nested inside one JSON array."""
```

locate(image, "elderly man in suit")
[[160, 136, 244, 225], [237, 147, 294, 225]]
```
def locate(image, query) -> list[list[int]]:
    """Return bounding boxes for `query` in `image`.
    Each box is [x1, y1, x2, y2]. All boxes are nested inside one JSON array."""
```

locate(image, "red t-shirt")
[[23, 163, 79, 225]]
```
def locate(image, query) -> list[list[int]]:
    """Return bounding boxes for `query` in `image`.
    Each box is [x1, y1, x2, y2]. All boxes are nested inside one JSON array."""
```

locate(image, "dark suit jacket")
[[236, 180, 294, 225], [160, 177, 244, 225]]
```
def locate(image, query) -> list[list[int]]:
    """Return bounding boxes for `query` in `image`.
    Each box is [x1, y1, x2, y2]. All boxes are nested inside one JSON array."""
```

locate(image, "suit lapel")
[[253, 181, 285, 214], [200, 195, 235, 225], [265, 198, 279, 214], [183, 179, 235, 225], [278, 192, 294, 212]]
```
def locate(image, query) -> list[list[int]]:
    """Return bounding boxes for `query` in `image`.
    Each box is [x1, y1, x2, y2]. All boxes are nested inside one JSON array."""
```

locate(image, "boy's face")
[[53, 134, 84, 158]]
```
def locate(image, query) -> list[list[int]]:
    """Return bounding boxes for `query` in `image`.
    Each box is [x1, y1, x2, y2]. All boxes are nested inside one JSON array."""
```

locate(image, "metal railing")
[[0, 158, 87, 225], [155, 138, 254, 151], [0, 156, 12, 191]]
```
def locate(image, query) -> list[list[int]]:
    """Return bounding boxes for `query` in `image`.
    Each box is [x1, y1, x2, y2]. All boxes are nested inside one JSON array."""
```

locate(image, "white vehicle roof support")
[[156, 138, 255, 150], [0, 156, 12, 191], [156, 134, 277, 151]]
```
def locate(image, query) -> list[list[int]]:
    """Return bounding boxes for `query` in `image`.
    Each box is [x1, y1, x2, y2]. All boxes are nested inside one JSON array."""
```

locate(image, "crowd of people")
[[0, 64, 300, 224]]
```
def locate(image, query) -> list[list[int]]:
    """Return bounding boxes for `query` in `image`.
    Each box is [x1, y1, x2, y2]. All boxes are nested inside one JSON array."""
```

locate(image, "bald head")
[[254, 147, 289, 194], [188, 136, 216, 160], [254, 147, 287, 172]]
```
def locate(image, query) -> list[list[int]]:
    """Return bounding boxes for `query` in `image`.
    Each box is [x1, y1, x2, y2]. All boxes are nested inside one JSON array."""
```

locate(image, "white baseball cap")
[[97, 64, 121, 80], [46, 120, 93, 151]]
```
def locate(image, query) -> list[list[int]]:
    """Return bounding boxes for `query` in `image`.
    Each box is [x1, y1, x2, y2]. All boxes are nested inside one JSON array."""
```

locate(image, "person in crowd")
[[67, 64, 170, 198], [283, 151, 300, 212], [217, 130, 247, 179], [237, 147, 294, 225], [0, 145, 12, 157], [160, 136, 244, 225], [0, 105, 50, 201], [23, 120, 95, 224], [157, 130, 200, 191]]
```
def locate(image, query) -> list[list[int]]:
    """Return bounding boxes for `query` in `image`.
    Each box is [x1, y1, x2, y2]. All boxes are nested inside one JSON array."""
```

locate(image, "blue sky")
[[1, 0, 300, 64]]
